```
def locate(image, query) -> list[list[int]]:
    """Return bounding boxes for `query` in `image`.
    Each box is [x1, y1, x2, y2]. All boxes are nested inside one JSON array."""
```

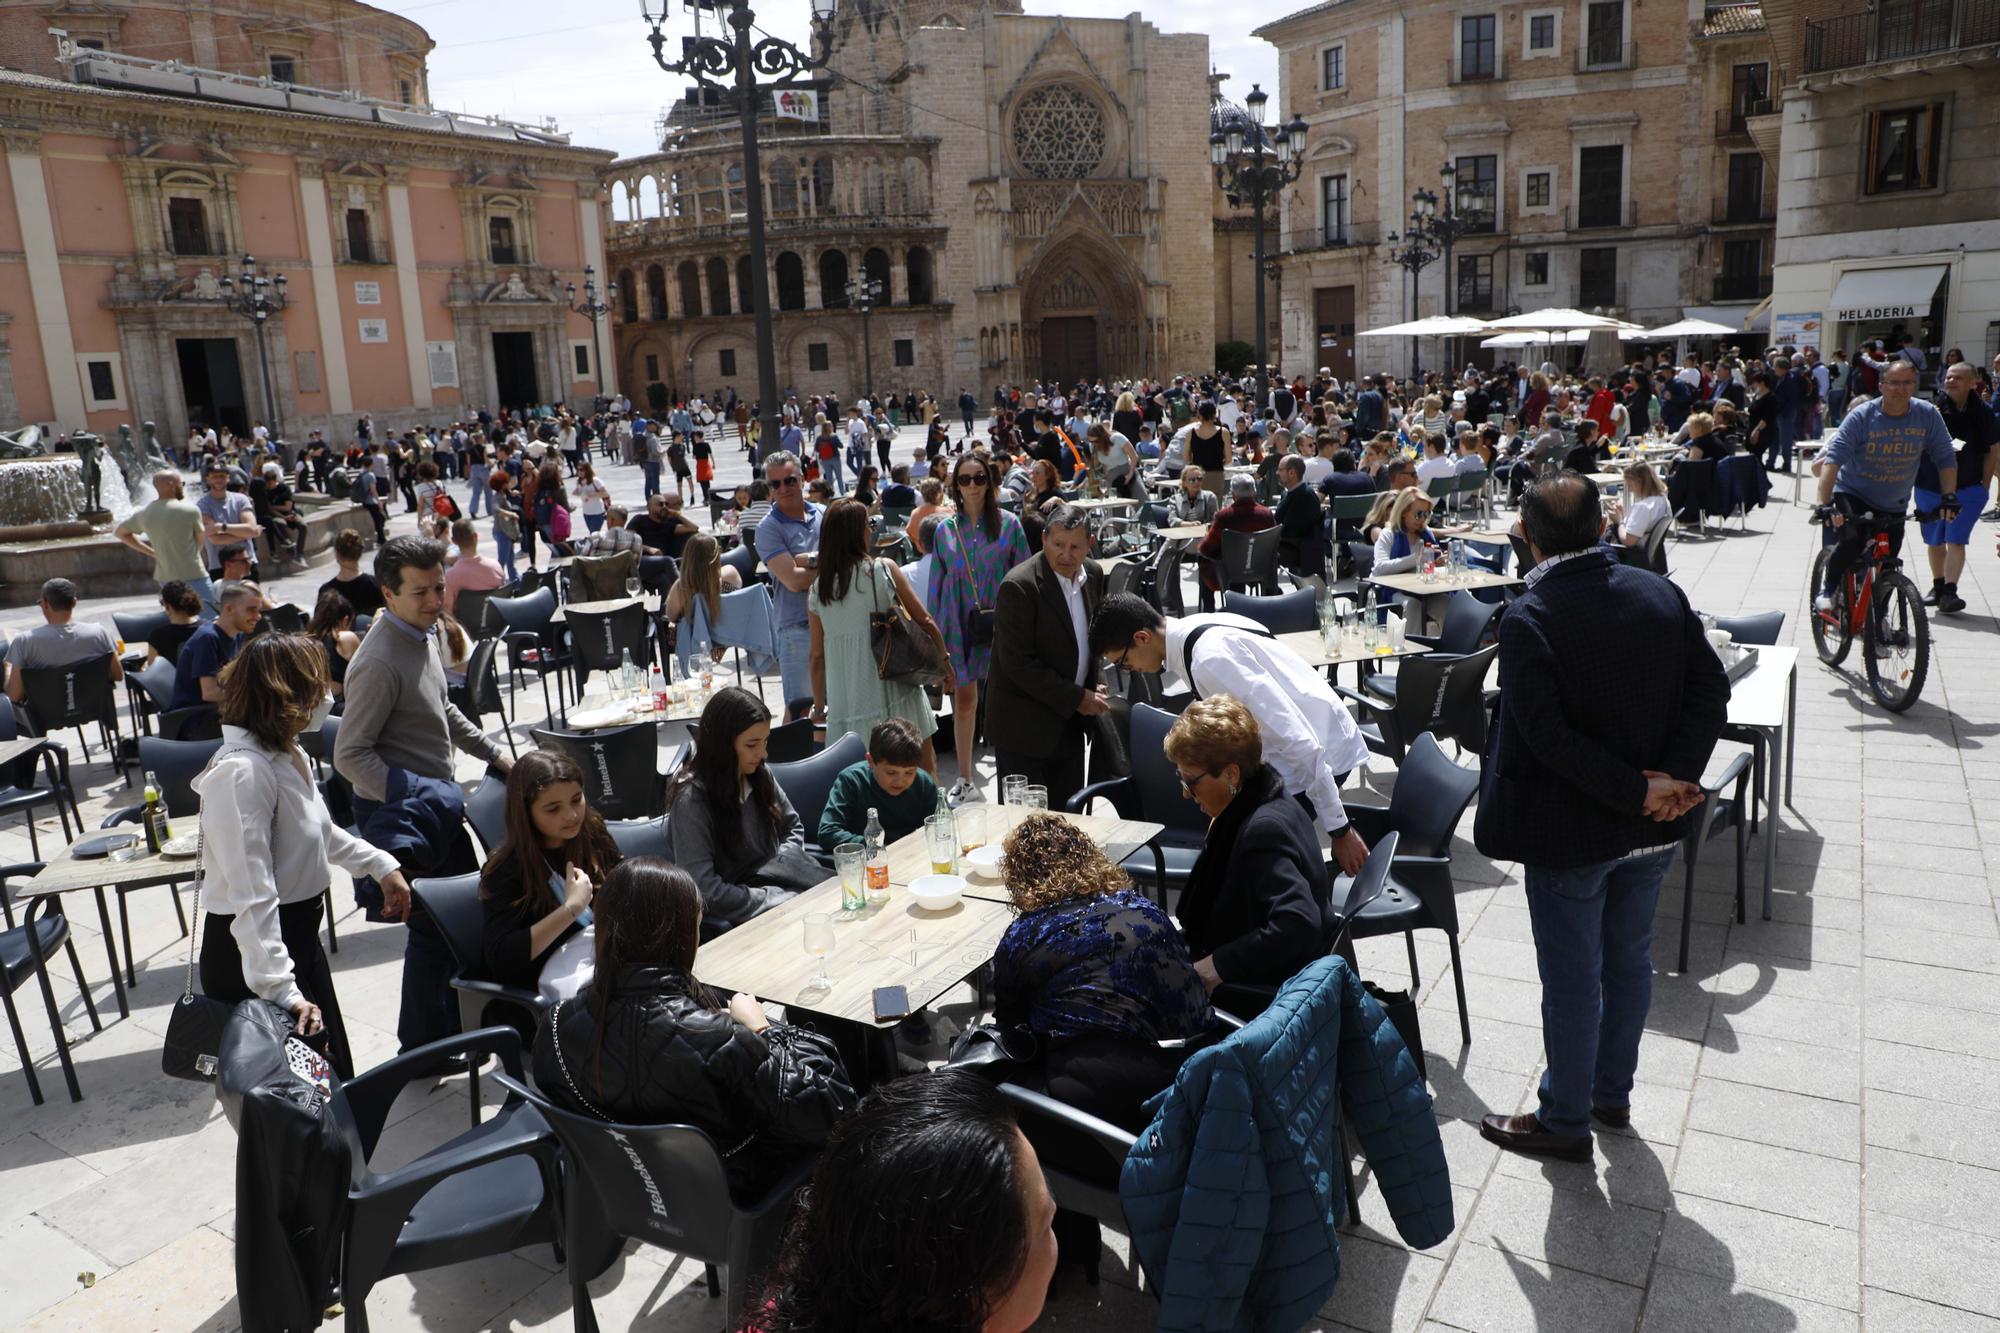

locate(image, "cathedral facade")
[[605, 0, 1217, 405]]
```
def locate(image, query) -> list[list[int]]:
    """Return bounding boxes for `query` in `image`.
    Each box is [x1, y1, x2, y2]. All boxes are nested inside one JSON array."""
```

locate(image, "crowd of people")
[[25, 328, 1994, 1330]]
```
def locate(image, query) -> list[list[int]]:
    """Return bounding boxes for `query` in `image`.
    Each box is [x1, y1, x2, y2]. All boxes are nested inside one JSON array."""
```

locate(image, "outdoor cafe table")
[[564, 678, 723, 732], [1064, 496, 1142, 512], [1725, 643, 1799, 919], [1369, 567, 1522, 633], [871, 805, 1165, 905], [1455, 526, 1520, 548], [548, 593, 661, 626], [1154, 523, 1210, 543]]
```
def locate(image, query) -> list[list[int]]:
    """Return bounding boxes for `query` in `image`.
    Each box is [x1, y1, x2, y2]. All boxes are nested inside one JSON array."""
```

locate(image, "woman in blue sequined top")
[[991, 814, 1217, 1132]]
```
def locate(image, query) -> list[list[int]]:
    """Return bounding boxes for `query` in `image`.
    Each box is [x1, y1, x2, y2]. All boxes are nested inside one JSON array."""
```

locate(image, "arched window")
[[637, 176, 660, 219], [736, 254, 755, 312], [646, 264, 667, 320], [811, 157, 836, 213], [820, 249, 850, 307], [863, 247, 892, 303], [620, 268, 640, 322], [775, 251, 806, 311], [611, 180, 632, 221], [861, 160, 886, 214], [676, 260, 702, 318], [669, 173, 690, 220], [901, 158, 930, 214], [906, 247, 934, 305], [770, 158, 799, 215], [706, 256, 733, 316]]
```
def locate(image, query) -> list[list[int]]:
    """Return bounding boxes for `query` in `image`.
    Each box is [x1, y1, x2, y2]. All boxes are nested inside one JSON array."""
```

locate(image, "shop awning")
[[1828, 265, 1948, 324]]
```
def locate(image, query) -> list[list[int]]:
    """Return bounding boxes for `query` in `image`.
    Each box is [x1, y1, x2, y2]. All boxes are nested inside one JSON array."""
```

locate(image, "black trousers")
[[200, 894, 352, 1079], [995, 715, 1089, 814]]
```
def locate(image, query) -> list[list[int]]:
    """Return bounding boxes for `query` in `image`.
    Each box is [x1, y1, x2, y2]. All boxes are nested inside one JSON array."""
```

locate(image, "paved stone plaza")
[[1, 436, 1996, 1331]]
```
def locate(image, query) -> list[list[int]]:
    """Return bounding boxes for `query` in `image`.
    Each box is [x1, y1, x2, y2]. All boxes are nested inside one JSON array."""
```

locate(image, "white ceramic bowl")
[[963, 844, 1006, 876], [908, 874, 966, 911]]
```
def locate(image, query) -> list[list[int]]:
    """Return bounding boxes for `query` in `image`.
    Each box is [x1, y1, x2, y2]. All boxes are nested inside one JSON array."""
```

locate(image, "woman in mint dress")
[[809, 499, 948, 771], [931, 450, 1031, 802]]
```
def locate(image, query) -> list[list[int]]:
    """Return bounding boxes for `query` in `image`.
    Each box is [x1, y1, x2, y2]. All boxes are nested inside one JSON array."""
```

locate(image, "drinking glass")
[[1002, 774, 1029, 806], [624, 576, 642, 600], [800, 914, 835, 1000], [926, 812, 959, 875], [834, 845, 867, 913], [957, 805, 987, 855], [1021, 784, 1048, 811]]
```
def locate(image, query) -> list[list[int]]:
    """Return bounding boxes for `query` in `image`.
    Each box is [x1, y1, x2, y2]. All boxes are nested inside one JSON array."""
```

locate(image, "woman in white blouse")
[[1613, 462, 1671, 548], [193, 633, 411, 1078]]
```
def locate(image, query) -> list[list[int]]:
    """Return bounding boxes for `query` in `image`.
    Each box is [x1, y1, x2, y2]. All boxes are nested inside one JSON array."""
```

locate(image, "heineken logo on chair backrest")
[[590, 741, 613, 800]]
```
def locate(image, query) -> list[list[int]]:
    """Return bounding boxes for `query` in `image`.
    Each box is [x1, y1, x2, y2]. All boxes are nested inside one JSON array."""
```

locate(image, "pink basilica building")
[[0, 1, 614, 445]]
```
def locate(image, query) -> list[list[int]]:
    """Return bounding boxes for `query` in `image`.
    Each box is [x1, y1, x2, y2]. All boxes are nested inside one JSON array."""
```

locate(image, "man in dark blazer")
[[1475, 473, 1729, 1163], [984, 504, 1109, 810]]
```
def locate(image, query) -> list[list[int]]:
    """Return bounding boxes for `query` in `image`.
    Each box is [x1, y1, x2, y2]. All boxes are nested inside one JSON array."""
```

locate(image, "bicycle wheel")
[[1865, 570, 1929, 712], [1809, 549, 1852, 667]]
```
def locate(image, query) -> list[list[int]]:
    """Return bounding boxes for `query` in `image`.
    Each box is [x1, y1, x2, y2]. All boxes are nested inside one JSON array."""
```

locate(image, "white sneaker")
[[945, 778, 984, 806], [1814, 594, 1835, 615]]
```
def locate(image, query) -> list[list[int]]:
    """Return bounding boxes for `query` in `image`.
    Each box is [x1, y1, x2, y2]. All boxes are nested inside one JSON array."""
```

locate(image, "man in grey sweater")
[[335, 535, 512, 1050]]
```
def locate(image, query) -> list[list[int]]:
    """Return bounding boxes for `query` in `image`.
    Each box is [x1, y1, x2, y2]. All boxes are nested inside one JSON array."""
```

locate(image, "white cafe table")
[[1723, 644, 1798, 919]]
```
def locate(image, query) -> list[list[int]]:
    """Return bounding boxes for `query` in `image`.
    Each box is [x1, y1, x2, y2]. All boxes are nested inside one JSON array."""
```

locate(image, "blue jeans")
[[466, 465, 490, 517], [820, 451, 844, 493], [1524, 846, 1678, 1137], [642, 461, 661, 498], [349, 795, 478, 1052], [584, 511, 606, 533], [493, 526, 518, 581], [776, 621, 812, 713], [1769, 412, 1798, 470], [186, 575, 219, 619]]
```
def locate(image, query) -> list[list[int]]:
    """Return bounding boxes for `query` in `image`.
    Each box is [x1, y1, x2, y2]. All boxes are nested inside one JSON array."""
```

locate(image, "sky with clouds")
[[383, 0, 1282, 161]]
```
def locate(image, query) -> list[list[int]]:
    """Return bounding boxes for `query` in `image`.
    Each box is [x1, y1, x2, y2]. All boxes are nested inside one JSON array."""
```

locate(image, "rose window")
[[1012, 84, 1107, 179]]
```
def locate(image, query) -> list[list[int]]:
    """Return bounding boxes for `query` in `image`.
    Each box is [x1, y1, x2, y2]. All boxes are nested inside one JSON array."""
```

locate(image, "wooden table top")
[[1456, 527, 1520, 548], [1585, 472, 1625, 487], [22, 835, 200, 898], [1274, 630, 1434, 670], [695, 878, 1015, 1025], [1369, 567, 1522, 596], [1155, 524, 1210, 542], [550, 593, 662, 625], [876, 805, 1164, 904]]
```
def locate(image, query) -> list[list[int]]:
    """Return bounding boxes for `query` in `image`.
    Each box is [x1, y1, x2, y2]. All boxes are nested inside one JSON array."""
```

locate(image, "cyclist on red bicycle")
[[1814, 360, 1959, 617]]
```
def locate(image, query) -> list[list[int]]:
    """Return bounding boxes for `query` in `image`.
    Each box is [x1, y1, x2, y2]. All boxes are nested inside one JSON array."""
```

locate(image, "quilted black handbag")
[[162, 837, 232, 1081]]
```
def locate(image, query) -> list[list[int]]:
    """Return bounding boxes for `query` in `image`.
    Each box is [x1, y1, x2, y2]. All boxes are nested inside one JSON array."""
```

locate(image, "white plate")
[[160, 830, 201, 859], [908, 873, 965, 911], [963, 844, 1005, 876]]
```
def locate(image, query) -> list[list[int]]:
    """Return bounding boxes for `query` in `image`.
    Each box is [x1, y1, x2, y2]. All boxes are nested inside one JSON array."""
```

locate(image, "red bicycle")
[[1809, 501, 1937, 712]]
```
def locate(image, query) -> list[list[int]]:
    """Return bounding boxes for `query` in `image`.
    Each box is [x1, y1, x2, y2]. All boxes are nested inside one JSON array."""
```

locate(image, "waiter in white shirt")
[[1089, 592, 1373, 874]]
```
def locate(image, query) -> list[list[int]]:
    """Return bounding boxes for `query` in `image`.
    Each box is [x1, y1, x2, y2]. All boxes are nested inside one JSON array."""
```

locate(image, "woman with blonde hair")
[[194, 633, 409, 1078], [1613, 461, 1671, 547], [1163, 695, 1331, 1003], [1111, 389, 1144, 443], [663, 530, 742, 640], [1371, 487, 1443, 588]]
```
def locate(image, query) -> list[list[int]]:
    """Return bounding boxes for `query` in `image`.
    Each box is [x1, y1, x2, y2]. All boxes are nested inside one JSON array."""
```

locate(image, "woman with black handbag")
[[191, 633, 411, 1079], [929, 450, 1031, 803], [807, 499, 947, 772]]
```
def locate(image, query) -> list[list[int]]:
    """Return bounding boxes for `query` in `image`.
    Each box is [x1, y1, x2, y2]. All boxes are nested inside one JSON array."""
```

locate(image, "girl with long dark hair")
[[754, 1070, 1059, 1333], [930, 449, 1030, 802], [665, 686, 821, 928], [304, 589, 359, 702], [478, 749, 621, 996], [531, 858, 855, 1198]]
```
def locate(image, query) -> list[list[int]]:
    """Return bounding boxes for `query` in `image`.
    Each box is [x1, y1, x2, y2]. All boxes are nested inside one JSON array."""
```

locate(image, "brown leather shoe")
[[1591, 1104, 1632, 1129], [1480, 1113, 1593, 1161]]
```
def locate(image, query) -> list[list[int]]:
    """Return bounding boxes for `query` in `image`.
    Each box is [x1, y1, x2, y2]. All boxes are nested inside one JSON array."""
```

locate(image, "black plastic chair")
[[769, 731, 866, 855], [411, 874, 553, 1125], [0, 698, 77, 859], [454, 586, 508, 639], [1, 860, 101, 1104], [1147, 536, 1187, 616], [1715, 611, 1784, 835], [112, 610, 170, 664], [1338, 644, 1498, 766], [19, 654, 120, 767], [489, 586, 572, 723], [449, 638, 517, 759], [157, 704, 223, 741], [331, 1028, 564, 1333], [1364, 594, 1502, 705], [1068, 702, 1205, 910], [605, 816, 671, 859], [465, 775, 509, 859], [720, 541, 758, 587], [1341, 735, 1481, 1045], [1617, 518, 1670, 575], [764, 716, 821, 765], [1219, 526, 1282, 595], [530, 722, 662, 821], [1222, 588, 1317, 634], [566, 600, 653, 698], [126, 658, 177, 739], [1676, 750, 1754, 974], [492, 1069, 808, 1330]]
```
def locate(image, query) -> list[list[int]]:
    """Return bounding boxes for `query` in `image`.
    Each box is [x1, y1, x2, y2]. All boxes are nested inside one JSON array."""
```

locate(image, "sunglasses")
[[956, 473, 990, 486], [1176, 767, 1218, 797], [771, 476, 802, 489]]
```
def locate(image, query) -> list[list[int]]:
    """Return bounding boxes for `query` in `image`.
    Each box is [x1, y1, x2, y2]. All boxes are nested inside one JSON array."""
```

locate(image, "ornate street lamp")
[[1412, 163, 1491, 317], [1385, 221, 1439, 381], [566, 265, 617, 408], [846, 274, 883, 399], [216, 254, 288, 440], [1212, 84, 1307, 419], [641, 0, 836, 460]]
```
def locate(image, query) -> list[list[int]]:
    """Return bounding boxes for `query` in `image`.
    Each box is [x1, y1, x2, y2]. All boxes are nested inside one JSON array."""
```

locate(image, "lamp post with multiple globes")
[[1211, 84, 1307, 420], [216, 254, 288, 440]]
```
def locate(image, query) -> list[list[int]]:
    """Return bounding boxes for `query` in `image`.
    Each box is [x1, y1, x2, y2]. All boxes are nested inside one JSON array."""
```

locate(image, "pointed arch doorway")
[[1021, 232, 1146, 384]]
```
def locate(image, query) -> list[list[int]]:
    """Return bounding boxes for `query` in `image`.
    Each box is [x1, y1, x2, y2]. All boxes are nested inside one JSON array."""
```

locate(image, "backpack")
[[1666, 377, 1693, 408], [548, 503, 572, 542], [432, 490, 461, 521]]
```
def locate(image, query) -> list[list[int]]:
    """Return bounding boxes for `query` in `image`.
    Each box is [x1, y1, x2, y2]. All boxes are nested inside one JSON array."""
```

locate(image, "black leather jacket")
[[532, 964, 855, 1198]]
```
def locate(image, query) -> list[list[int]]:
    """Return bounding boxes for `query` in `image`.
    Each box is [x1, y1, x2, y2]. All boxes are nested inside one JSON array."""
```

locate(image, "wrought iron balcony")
[[1804, 0, 2000, 72]]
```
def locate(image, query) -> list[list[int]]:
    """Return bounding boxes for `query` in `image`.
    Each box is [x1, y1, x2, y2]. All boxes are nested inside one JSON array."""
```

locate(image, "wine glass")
[[624, 576, 642, 600], [799, 914, 835, 1001]]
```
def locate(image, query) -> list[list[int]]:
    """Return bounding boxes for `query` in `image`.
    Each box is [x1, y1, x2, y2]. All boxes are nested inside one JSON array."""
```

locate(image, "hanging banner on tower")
[[772, 89, 819, 122]]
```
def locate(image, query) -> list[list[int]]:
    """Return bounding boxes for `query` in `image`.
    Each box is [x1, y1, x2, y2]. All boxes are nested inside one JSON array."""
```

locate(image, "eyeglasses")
[[771, 476, 802, 489], [956, 473, 990, 487], [1176, 767, 1217, 797]]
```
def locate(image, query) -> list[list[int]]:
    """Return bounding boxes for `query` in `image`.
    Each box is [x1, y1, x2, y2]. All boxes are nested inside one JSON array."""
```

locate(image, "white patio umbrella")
[[1481, 330, 1589, 348], [1481, 307, 1642, 332], [1355, 315, 1494, 337], [1635, 318, 1739, 339]]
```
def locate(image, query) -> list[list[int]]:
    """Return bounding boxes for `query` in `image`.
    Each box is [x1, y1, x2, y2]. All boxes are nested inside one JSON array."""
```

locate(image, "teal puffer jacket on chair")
[[1119, 955, 1453, 1332]]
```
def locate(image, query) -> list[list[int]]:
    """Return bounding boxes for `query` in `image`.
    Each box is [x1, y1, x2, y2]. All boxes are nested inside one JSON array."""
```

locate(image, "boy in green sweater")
[[819, 718, 938, 848]]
